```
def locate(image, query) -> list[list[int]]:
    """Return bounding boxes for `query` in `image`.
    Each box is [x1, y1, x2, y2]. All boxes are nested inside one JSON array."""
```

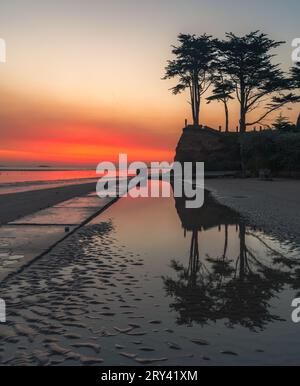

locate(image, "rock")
[[175, 126, 241, 172]]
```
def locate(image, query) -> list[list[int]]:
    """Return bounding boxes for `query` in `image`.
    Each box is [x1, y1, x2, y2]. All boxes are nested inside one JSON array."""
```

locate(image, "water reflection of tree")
[[163, 192, 300, 331]]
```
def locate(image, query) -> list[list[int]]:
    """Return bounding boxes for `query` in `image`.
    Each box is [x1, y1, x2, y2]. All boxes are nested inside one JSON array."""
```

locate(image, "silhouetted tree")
[[164, 33, 215, 127], [291, 63, 300, 89], [220, 31, 298, 133], [273, 113, 295, 132], [291, 64, 300, 130], [206, 48, 235, 132], [206, 73, 234, 132], [297, 114, 300, 131]]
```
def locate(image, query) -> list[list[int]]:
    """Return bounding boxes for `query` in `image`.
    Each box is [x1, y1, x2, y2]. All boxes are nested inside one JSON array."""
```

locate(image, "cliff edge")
[[175, 126, 241, 171]]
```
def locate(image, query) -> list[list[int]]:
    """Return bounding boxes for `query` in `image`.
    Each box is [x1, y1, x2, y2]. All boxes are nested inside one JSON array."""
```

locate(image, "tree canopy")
[[273, 113, 296, 132], [219, 31, 298, 132], [164, 31, 300, 132], [206, 73, 235, 132], [163, 33, 215, 126], [291, 63, 300, 89]]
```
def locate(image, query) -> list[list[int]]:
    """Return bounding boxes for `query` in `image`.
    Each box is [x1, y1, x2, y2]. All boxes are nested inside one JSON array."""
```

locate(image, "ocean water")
[[0, 170, 97, 185], [0, 170, 99, 195]]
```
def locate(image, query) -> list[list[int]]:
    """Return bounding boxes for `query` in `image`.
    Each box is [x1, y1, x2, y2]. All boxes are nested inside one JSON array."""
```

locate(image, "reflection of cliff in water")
[[163, 191, 300, 331]]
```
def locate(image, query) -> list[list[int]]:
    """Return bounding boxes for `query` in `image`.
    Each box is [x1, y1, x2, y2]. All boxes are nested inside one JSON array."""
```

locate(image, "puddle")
[[54, 197, 110, 208], [0, 182, 300, 365]]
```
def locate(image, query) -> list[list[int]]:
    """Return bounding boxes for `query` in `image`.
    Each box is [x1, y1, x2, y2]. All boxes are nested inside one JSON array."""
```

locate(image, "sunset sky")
[[1, 0, 300, 167]]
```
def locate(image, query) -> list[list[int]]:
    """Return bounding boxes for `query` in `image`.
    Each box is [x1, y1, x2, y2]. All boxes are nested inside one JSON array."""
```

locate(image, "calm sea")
[[0, 169, 97, 184]]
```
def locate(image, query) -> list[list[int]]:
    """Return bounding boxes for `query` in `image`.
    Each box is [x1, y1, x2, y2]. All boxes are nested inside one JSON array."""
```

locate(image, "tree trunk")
[[296, 113, 300, 131], [195, 84, 200, 127], [191, 76, 200, 127], [223, 225, 228, 260], [239, 133, 246, 177], [240, 108, 246, 133], [239, 81, 247, 175], [190, 85, 195, 126], [193, 90, 198, 126], [239, 223, 246, 280], [224, 102, 229, 132], [195, 96, 200, 127], [239, 78, 246, 133], [189, 230, 199, 286]]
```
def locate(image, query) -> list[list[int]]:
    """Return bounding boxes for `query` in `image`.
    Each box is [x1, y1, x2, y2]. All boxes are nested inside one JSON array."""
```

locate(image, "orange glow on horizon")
[[0, 141, 175, 166]]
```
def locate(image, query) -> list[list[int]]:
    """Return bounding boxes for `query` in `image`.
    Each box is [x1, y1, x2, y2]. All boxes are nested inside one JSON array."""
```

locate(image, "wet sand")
[[0, 178, 99, 196], [0, 182, 97, 225], [206, 178, 300, 244]]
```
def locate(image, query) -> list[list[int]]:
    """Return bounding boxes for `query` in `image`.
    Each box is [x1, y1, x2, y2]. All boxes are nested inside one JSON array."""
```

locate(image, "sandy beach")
[[206, 178, 300, 244], [0, 182, 97, 225]]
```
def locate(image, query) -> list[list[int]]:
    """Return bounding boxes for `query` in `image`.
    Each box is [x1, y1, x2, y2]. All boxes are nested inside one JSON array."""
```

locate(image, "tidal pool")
[[0, 182, 300, 366]]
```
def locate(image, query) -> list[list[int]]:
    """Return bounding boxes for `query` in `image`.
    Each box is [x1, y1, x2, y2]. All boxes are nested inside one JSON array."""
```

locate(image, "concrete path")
[[0, 194, 117, 282]]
